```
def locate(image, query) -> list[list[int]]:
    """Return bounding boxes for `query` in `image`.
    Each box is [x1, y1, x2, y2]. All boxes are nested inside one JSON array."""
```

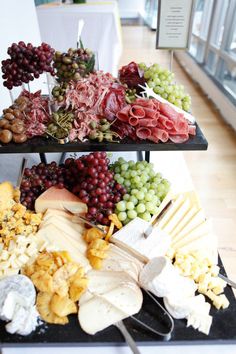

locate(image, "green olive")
[[99, 123, 110, 132]]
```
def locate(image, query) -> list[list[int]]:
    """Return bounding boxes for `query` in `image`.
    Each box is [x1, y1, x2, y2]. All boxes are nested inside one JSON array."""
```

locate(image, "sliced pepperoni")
[[169, 134, 189, 143], [159, 114, 174, 130], [152, 127, 169, 143], [116, 105, 131, 122], [136, 127, 152, 139], [188, 125, 196, 135], [129, 105, 145, 118], [129, 116, 139, 126], [138, 118, 158, 127]]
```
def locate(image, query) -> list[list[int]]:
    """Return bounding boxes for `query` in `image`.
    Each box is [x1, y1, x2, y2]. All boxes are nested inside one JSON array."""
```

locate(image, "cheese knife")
[[63, 206, 106, 234], [143, 200, 172, 238], [16, 157, 28, 188], [218, 273, 236, 289]]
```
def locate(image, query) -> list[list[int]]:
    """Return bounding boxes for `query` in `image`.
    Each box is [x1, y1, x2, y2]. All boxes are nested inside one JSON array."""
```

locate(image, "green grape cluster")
[[139, 62, 191, 112], [111, 157, 170, 225]]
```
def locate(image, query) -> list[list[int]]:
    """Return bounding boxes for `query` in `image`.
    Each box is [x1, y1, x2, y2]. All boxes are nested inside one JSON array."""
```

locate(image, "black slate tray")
[[0, 257, 235, 347], [0, 122, 207, 154]]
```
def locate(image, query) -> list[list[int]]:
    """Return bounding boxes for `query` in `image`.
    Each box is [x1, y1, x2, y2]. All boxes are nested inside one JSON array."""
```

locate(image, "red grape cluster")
[[64, 152, 126, 225], [1, 41, 55, 89], [20, 161, 65, 210]]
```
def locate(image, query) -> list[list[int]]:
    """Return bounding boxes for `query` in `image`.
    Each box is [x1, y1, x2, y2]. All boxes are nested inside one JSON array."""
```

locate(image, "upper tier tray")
[[0, 122, 207, 154]]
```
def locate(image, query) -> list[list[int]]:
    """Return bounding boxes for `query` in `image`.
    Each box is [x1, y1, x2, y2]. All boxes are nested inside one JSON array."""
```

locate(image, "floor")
[[119, 26, 236, 284]]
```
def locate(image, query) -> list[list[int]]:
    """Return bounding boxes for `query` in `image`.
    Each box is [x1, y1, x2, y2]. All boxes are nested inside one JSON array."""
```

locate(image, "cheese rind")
[[35, 187, 87, 214]]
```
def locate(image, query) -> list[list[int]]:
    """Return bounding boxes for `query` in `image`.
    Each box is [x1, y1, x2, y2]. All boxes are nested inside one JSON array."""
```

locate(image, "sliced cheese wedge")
[[162, 198, 191, 235], [36, 225, 90, 270], [171, 206, 199, 238], [101, 244, 144, 281], [86, 270, 135, 294], [78, 272, 142, 335], [156, 194, 185, 230], [35, 186, 87, 214], [172, 220, 210, 249], [172, 209, 206, 244]]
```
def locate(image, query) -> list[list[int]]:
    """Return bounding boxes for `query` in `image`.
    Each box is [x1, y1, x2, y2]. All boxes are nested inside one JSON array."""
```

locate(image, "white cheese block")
[[164, 294, 210, 320], [78, 282, 142, 335], [40, 215, 84, 235], [111, 217, 171, 263]]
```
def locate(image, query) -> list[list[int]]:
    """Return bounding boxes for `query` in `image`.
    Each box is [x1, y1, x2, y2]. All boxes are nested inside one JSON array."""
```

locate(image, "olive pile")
[[52, 82, 68, 102], [46, 110, 75, 140], [53, 47, 95, 83], [0, 96, 28, 144], [125, 88, 136, 103], [88, 119, 119, 143]]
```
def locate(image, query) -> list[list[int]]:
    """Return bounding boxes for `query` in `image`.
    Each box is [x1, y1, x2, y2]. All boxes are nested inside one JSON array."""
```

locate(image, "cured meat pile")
[[64, 71, 126, 120], [116, 98, 196, 143], [19, 90, 50, 138]]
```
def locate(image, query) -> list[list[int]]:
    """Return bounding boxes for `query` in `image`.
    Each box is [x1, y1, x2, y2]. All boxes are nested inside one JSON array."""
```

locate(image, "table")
[[36, 2, 122, 76], [1, 152, 236, 353]]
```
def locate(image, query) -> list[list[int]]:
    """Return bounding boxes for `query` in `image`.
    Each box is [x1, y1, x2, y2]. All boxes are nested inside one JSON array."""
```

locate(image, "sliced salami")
[[169, 134, 189, 143], [129, 116, 139, 126], [188, 125, 196, 135], [138, 118, 158, 127], [136, 127, 152, 139], [159, 114, 174, 130], [117, 105, 131, 122], [159, 102, 179, 121], [134, 98, 155, 108], [152, 128, 169, 143], [143, 107, 158, 119], [129, 105, 145, 118], [148, 135, 159, 143]]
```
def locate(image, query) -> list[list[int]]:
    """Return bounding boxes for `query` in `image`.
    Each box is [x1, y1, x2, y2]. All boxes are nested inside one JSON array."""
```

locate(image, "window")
[[188, 0, 236, 105]]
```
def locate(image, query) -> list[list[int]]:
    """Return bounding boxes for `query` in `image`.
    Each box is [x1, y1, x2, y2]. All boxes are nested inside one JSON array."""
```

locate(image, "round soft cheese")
[[0, 275, 36, 320]]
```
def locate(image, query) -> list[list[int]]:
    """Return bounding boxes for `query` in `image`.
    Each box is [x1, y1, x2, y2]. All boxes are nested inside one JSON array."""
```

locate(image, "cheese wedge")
[[172, 221, 210, 249], [78, 271, 142, 335], [162, 199, 191, 235], [35, 187, 87, 214], [36, 225, 90, 270], [101, 244, 144, 281], [156, 194, 185, 230], [171, 206, 199, 238]]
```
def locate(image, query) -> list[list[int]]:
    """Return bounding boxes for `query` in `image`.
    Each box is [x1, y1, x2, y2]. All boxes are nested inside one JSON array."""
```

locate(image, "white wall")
[[118, 0, 145, 18], [0, 0, 46, 113]]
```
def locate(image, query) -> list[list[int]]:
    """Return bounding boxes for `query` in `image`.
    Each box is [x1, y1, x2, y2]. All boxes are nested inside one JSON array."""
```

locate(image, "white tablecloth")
[[36, 2, 122, 76]]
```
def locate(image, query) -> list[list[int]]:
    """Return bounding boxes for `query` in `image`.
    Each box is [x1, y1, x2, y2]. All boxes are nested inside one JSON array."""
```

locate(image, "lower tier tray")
[[0, 123, 207, 154], [0, 257, 235, 347]]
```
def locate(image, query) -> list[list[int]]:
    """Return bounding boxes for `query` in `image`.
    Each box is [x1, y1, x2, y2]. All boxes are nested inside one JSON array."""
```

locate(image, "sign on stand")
[[156, 0, 194, 70]]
